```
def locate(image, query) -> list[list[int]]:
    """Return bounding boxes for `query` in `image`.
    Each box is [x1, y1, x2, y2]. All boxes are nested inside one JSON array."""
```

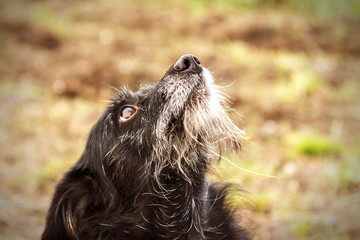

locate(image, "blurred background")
[[0, 0, 359, 239]]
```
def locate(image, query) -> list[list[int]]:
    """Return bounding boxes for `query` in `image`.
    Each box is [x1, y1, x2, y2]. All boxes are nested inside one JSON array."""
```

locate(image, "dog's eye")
[[119, 106, 137, 123]]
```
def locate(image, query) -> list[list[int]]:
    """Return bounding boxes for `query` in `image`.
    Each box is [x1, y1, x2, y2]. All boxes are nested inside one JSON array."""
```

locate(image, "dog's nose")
[[173, 54, 202, 73]]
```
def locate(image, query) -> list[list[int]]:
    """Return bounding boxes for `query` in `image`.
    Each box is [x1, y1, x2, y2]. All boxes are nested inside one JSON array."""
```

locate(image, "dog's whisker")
[[214, 153, 276, 178], [101, 164, 107, 178]]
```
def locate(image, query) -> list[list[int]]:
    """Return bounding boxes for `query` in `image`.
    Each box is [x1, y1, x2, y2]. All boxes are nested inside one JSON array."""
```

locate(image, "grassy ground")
[[0, 0, 359, 239]]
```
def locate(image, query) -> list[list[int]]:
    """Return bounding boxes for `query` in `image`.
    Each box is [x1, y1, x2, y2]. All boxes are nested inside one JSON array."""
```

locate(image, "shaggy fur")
[[42, 55, 250, 240]]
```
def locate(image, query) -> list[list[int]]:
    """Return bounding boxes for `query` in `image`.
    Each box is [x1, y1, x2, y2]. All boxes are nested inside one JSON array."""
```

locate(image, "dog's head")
[[79, 55, 244, 190]]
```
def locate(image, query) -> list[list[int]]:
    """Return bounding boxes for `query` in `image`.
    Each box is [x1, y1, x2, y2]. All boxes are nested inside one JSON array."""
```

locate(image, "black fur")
[[42, 55, 250, 240]]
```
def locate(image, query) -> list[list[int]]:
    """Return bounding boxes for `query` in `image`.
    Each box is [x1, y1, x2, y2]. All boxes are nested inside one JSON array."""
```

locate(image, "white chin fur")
[[154, 67, 243, 174], [201, 68, 224, 119]]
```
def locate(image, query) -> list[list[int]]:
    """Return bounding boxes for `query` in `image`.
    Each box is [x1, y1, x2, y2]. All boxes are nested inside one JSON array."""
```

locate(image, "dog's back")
[[42, 55, 250, 240]]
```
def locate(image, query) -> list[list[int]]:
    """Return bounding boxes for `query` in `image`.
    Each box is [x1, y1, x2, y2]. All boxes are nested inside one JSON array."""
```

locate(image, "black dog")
[[42, 55, 250, 240]]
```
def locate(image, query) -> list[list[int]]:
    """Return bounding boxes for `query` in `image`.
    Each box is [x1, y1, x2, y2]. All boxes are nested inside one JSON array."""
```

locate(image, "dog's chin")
[[175, 68, 215, 113], [188, 69, 244, 150], [153, 57, 244, 164], [161, 68, 214, 129], [160, 68, 241, 149]]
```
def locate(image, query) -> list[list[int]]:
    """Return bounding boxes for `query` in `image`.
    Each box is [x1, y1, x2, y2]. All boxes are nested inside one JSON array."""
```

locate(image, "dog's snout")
[[173, 54, 202, 73]]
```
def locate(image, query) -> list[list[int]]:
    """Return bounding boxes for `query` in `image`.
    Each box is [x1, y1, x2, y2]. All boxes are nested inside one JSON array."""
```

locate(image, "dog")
[[42, 55, 250, 240]]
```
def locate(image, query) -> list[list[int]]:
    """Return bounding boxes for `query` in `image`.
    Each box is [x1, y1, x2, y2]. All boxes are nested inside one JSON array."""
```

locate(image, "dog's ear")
[[42, 169, 104, 240]]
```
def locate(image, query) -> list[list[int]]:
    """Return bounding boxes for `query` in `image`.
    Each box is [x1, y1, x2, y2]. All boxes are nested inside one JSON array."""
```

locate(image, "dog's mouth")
[[152, 54, 243, 160], [156, 55, 220, 137], [160, 55, 213, 109], [187, 80, 209, 107]]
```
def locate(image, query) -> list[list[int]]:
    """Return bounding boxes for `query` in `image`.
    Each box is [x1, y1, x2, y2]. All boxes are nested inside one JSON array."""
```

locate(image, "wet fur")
[[42, 56, 250, 240]]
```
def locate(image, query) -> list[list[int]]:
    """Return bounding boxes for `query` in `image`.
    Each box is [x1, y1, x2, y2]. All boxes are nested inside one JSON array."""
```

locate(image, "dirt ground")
[[0, 0, 360, 239]]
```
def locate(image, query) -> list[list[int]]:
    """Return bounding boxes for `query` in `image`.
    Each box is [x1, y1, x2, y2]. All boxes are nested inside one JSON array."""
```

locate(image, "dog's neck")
[[145, 153, 209, 239]]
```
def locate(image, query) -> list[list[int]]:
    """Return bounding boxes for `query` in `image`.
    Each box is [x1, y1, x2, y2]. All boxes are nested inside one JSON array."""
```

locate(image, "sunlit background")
[[0, 0, 359, 239]]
